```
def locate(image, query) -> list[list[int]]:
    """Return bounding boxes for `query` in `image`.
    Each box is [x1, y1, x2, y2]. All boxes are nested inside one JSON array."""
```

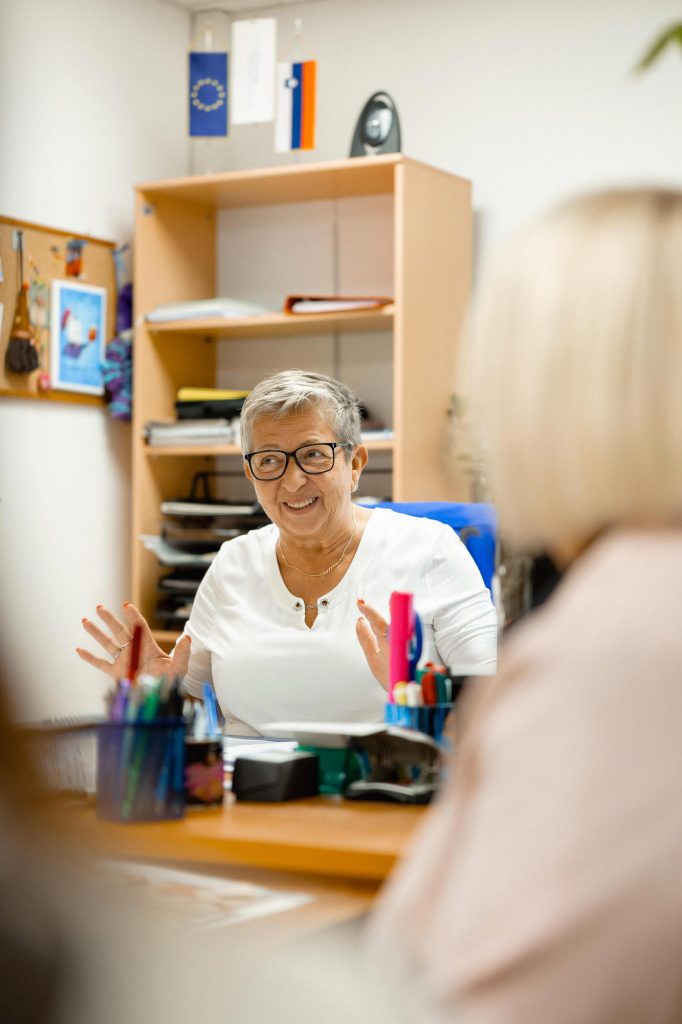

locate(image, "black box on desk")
[[232, 749, 318, 802]]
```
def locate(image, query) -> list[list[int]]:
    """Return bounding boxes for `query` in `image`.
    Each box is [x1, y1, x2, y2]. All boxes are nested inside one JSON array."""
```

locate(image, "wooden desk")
[[66, 794, 423, 879], [61, 795, 426, 938]]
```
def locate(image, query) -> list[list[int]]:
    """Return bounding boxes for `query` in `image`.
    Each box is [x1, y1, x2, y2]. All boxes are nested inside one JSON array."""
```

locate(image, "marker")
[[389, 592, 413, 702], [420, 671, 437, 706], [406, 682, 422, 707], [393, 682, 408, 706]]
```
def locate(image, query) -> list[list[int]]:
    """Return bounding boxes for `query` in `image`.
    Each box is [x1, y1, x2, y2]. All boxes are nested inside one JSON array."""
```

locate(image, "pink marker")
[[388, 591, 413, 702]]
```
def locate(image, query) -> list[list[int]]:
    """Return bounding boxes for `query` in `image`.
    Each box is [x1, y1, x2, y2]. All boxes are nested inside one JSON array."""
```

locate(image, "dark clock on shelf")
[[349, 91, 401, 157]]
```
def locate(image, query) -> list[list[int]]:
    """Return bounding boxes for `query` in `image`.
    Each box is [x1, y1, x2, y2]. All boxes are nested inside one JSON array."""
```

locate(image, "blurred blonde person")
[[367, 189, 682, 1023]]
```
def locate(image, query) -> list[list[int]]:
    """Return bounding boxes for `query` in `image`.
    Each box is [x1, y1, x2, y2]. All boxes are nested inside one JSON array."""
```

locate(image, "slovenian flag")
[[275, 61, 316, 153], [189, 51, 228, 137]]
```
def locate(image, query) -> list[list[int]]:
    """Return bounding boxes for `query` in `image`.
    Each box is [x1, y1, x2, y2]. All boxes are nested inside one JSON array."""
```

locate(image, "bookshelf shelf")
[[138, 153, 401, 208], [146, 305, 394, 340], [143, 438, 395, 458]]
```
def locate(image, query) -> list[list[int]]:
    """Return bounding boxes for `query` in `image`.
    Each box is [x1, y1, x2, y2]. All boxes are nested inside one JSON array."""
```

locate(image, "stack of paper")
[[160, 499, 258, 517], [283, 294, 393, 315], [361, 428, 395, 442], [144, 419, 239, 446], [146, 297, 273, 323], [140, 535, 218, 567], [175, 387, 249, 422]]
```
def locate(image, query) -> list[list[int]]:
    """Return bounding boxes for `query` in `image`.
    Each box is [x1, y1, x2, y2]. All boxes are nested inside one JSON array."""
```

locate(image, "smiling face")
[[243, 405, 367, 550]]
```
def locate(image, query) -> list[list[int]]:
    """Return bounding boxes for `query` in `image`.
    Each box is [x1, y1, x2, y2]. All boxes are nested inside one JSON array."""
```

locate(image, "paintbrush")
[[4, 230, 39, 374]]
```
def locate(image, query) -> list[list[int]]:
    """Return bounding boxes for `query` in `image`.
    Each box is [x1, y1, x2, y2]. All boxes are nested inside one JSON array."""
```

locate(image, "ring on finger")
[[111, 640, 130, 663]]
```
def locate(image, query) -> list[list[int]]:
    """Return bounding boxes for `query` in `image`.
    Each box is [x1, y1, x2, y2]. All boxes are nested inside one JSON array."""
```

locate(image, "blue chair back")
[[367, 501, 497, 595]]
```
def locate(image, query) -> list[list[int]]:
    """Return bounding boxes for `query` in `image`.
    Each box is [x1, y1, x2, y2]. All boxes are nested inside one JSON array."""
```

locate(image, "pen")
[[408, 612, 423, 680], [193, 703, 208, 741], [202, 681, 219, 736], [154, 720, 179, 817], [123, 681, 161, 819], [167, 677, 185, 718], [111, 679, 130, 722], [128, 624, 142, 683]]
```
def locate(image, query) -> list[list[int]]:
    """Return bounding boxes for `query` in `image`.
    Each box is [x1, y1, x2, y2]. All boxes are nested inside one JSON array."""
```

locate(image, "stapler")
[[344, 727, 442, 805]]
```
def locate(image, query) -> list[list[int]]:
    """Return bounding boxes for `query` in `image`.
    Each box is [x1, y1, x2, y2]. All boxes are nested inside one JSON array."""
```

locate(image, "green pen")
[[122, 682, 162, 820]]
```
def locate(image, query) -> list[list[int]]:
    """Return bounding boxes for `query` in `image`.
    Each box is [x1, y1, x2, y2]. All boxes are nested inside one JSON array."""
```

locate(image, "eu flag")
[[189, 51, 228, 137]]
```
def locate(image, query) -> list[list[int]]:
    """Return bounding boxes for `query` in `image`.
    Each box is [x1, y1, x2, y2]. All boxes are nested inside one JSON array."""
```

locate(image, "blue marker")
[[202, 682, 219, 736]]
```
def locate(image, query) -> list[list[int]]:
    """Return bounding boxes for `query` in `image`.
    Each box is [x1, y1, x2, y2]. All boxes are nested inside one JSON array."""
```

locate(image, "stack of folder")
[[283, 294, 392, 314], [175, 387, 250, 422], [144, 419, 238, 446], [150, 471, 268, 629], [144, 389, 251, 448]]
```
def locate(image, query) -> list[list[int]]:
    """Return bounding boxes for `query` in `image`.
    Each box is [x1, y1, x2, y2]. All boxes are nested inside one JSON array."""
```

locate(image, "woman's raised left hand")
[[356, 599, 389, 690]]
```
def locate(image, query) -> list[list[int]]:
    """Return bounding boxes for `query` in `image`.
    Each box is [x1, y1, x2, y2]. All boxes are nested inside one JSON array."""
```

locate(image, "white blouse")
[[182, 508, 498, 734]]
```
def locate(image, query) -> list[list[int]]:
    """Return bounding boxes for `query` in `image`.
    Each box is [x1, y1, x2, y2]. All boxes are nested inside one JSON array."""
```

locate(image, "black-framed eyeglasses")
[[244, 441, 355, 481]]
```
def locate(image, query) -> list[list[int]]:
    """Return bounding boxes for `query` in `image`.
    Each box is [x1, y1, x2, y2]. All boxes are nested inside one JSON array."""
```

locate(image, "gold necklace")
[[278, 509, 357, 578]]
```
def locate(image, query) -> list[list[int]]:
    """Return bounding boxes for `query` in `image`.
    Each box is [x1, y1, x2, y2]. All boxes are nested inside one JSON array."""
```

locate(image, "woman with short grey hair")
[[79, 369, 497, 732], [239, 369, 363, 455]]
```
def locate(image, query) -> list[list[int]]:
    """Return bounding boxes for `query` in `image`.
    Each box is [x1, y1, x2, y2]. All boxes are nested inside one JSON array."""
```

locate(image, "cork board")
[[0, 215, 116, 405]]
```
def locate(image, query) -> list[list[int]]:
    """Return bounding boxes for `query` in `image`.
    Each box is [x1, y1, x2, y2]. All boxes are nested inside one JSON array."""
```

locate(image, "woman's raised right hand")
[[76, 602, 191, 682]]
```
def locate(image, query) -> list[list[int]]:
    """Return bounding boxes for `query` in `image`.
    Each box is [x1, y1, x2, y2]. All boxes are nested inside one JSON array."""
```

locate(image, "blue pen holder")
[[96, 720, 186, 823], [384, 703, 454, 745]]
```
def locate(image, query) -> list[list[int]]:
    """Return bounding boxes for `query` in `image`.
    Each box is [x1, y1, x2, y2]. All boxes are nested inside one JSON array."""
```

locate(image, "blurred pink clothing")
[[367, 530, 682, 1023]]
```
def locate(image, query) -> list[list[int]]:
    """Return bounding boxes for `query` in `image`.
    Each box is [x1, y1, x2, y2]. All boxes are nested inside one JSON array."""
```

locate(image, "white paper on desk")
[[223, 736, 299, 769], [262, 721, 388, 749], [100, 861, 312, 931], [231, 18, 276, 124]]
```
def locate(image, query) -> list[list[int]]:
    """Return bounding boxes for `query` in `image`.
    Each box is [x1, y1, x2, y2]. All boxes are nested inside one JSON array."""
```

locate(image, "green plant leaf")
[[635, 22, 682, 72]]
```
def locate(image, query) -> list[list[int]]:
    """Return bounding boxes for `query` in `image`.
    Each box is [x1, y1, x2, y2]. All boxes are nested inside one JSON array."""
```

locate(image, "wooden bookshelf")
[[133, 155, 472, 625]]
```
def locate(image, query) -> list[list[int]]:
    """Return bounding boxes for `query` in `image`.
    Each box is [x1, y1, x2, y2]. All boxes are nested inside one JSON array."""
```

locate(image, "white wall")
[[1, 0, 681, 717], [197, 0, 682, 265], [0, 0, 190, 719]]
